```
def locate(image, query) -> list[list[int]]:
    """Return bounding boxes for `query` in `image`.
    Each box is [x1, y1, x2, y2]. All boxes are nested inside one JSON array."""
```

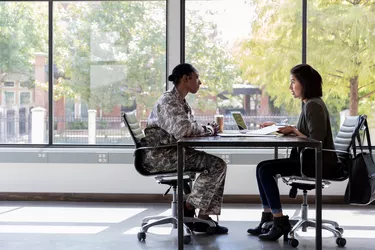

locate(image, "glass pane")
[[4, 91, 15, 105], [186, 0, 301, 130], [20, 92, 31, 105], [54, 1, 166, 145], [0, 2, 48, 144], [307, 1, 375, 142]]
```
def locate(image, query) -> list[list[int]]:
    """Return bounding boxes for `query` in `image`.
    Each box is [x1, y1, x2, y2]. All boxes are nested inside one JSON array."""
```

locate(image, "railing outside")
[[0, 115, 306, 144]]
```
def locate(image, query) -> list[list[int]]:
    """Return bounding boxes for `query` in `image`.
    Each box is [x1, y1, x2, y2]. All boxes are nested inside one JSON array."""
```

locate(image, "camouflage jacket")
[[139, 87, 208, 173]]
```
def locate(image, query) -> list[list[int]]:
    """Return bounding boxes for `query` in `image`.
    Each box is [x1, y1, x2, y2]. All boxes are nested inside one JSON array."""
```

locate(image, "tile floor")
[[0, 201, 374, 250]]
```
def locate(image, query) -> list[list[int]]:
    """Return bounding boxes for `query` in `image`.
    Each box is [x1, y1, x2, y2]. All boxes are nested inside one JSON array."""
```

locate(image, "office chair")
[[122, 111, 214, 245], [276, 115, 367, 247]]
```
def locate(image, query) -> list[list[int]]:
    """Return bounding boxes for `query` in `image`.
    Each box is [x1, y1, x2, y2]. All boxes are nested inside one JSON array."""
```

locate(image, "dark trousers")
[[256, 158, 300, 213]]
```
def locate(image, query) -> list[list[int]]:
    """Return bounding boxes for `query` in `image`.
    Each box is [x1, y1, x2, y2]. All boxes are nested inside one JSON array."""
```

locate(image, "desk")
[[177, 136, 322, 250]]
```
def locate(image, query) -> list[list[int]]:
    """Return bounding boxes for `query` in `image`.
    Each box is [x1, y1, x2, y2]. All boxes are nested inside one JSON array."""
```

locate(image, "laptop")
[[218, 112, 280, 137]]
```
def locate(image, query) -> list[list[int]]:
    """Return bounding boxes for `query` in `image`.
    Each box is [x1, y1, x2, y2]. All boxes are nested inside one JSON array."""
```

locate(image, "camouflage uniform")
[[140, 87, 227, 215]]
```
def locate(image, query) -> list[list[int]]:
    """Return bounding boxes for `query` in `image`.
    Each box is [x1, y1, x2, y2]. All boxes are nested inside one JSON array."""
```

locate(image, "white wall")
[[0, 162, 348, 196]]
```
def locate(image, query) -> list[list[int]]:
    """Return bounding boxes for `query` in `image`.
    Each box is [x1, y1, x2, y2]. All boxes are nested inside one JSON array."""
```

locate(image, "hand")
[[260, 121, 275, 128], [207, 122, 219, 136], [277, 126, 295, 135]]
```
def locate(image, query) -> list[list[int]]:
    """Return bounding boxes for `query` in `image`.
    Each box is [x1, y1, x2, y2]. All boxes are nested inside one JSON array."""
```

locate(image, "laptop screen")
[[231, 112, 247, 130]]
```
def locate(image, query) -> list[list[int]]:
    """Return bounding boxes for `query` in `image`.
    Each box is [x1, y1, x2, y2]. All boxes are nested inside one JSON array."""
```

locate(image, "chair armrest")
[[299, 147, 351, 178], [322, 148, 350, 155]]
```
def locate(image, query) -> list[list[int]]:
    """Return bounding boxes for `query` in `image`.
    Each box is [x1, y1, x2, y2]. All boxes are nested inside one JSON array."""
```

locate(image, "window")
[[20, 92, 32, 105], [53, 1, 167, 145], [0, 1, 166, 145], [3, 81, 15, 87], [0, 2, 48, 144], [186, 0, 302, 130], [3, 91, 15, 105], [307, 0, 375, 143]]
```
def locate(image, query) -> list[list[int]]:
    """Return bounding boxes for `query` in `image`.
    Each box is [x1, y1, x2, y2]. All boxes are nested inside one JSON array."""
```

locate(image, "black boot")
[[247, 212, 273, 235], [258, 215, 291, 241]]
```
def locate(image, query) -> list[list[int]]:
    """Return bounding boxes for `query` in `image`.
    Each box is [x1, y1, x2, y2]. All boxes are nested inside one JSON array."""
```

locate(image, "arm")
[[157, 96, 206, 140], [304, 101, 327, 141], [277, 126, 307, 137], [277, 101, 326, 139]]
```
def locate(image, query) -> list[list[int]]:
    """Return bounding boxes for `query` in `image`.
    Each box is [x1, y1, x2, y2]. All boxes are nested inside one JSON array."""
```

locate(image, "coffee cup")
[[214, 115, 224, 133]]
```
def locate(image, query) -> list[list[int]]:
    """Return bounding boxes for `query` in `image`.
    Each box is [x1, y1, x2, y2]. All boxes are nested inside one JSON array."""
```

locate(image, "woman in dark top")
[[247, 64, 339, 241]]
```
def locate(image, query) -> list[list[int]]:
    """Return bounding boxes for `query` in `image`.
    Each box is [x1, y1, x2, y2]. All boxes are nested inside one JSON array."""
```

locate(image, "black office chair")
[[122, 111, 214, 245], [278, 115, 367, 248]]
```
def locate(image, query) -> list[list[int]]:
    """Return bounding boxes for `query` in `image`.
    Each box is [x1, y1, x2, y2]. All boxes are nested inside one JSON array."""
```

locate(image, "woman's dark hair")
[[168, 63, 196, 86], [290, 64, 323, 99]]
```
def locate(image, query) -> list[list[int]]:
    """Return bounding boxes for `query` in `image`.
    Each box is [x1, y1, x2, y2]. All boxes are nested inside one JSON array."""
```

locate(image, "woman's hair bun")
[[168, 74, 175, 82]]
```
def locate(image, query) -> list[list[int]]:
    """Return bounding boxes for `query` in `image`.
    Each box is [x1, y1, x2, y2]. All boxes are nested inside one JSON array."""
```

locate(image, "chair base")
[[262, 191, 346, 248], [137, 185, 216, 244], [289, 218, 343, 238]]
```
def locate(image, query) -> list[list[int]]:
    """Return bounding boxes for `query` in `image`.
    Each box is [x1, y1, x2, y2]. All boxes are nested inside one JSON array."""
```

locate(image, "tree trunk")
[[349, 76, 358, 116]]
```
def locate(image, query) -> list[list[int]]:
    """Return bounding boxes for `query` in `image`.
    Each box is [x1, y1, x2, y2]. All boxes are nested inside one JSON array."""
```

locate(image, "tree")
[[54, 1, 166, 114], [309, 0, 375, 116], [185, 8, 243, 111], [54, 1, 241, 115], [0, 2, 47, 84], [238, 0, 375, 117]]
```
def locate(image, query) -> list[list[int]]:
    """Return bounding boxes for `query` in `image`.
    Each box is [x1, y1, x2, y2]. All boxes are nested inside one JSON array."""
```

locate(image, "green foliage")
[[308, 0, 375, 115], [68, 120, 88, 130], [98, 119, 108, 129], [185, 8, 242, 104], [0, 2, 47, 82], [53, 2, 167, 112], [238, 0, 375, 117], [0, 1, 247, 116], [237, 0, 303, 115]]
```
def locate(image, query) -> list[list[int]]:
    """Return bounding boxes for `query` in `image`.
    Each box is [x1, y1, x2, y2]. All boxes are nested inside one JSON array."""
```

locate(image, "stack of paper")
[[246, 125, 281, 135], [218, 125, 283, 137]]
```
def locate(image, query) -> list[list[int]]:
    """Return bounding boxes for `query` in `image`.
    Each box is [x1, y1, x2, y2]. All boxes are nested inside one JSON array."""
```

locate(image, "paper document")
[[246, 125, 281, 135], [218, 133, 276, 137], [218, 125, 283, 137]]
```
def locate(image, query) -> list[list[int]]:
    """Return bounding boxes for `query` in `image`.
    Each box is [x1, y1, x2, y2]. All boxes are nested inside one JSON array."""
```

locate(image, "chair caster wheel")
[[288, 238, 299, 248], [183, 235, 191, 244], [336, 237, 346, 247], [137, 232, 146, 242], [335, 227, 344, 234]]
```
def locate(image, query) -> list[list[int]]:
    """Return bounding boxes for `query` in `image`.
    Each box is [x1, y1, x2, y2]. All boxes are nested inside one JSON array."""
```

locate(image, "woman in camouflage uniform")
[[141, 63, 228, 234]]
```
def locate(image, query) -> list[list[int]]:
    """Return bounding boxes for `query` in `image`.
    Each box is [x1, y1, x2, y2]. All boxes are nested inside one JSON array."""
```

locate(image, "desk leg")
[[315, 145, 322, 250], [274, 146, 278, 159], [177, 145, 184, 250]]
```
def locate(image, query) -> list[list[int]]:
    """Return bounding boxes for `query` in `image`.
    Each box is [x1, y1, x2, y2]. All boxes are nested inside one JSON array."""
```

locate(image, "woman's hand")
[[277, 126, 296, 135], [260, 121, 275, 128]]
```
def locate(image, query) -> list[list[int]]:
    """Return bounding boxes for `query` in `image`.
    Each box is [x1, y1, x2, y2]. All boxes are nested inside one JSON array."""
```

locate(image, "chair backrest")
[[334, 115, 367, 160], [122, 111, 145, 148]]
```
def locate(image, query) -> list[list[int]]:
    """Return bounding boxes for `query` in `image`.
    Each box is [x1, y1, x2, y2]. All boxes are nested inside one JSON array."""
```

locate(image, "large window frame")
[[1, 0, 171, 147], [1, 0, 373, 150]]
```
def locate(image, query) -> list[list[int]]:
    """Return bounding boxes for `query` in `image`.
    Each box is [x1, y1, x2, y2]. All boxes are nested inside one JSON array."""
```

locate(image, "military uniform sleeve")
[[157, 94, 205, 140], [304, 101, 327, 142]]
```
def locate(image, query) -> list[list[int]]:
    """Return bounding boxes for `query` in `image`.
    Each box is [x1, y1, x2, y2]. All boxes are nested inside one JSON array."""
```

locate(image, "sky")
[[187, 0, 256, 46]]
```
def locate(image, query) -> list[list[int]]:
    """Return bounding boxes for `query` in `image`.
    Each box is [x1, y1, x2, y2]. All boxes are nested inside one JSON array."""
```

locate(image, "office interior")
[[0, 0, 374, 249]]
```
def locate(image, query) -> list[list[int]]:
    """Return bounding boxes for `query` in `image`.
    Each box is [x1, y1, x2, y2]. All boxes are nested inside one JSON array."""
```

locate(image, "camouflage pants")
[[144, 147, 227, 215], [184, 148, 227, 215]]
